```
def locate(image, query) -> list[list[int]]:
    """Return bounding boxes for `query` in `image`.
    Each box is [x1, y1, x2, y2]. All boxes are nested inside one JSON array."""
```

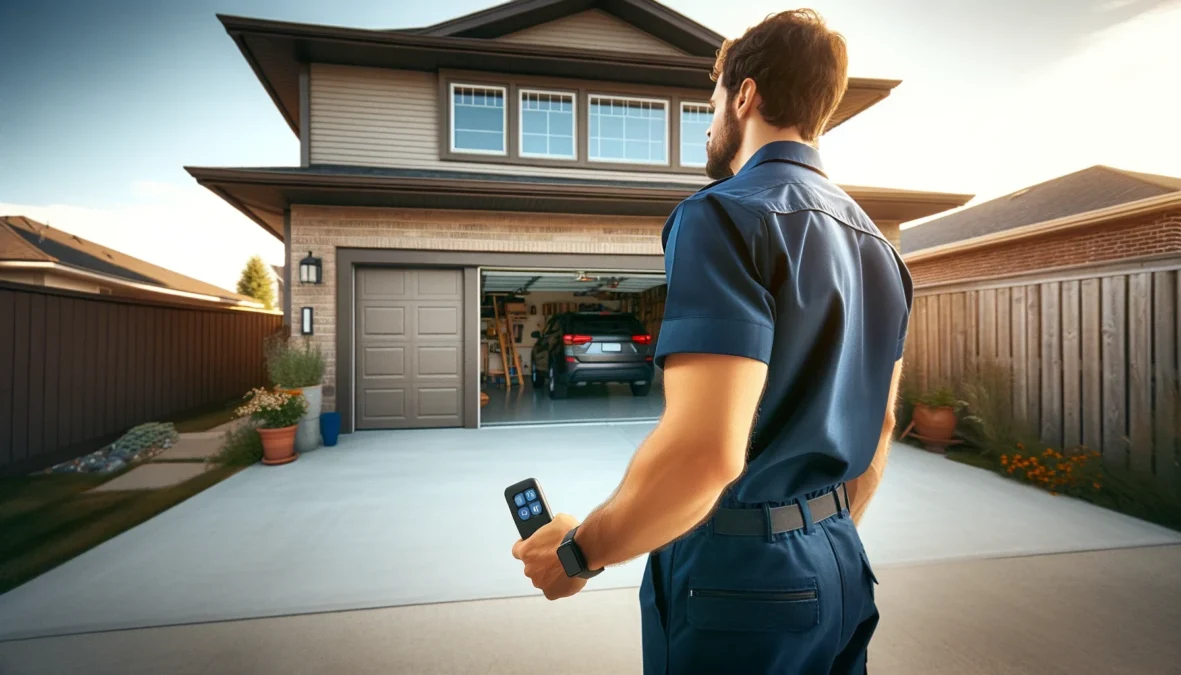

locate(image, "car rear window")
[[569, 314, 645, 335]]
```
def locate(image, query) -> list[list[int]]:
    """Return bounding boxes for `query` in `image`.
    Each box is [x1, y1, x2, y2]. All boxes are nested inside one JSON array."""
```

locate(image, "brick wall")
[[289, 205, 667, 411], [906, 210, 1181, 288]]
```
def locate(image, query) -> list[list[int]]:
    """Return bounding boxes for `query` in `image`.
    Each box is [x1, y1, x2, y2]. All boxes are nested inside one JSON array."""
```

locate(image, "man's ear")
[[736, 77, 759, 119]]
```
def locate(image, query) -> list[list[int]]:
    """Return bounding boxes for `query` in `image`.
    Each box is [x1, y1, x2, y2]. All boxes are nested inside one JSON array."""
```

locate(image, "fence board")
[[951, 293, 966, 381], [1061, 280, 1081, 448], [965, 290, 978, 372], [1041, 282, 1062, 447], [11, 293, 31, 461], [1011, 287, 1028, 423], [42, 296, 61, 456], [1101, 276, 1128, 466], [1026, 285, 1042, 432], [922, 297, 936, 390], [1128, 273, 1153, 474], [980, 289, 997, 363], [84, 301, 100, 440], [1153, 272, 1178, 488], [1081, 279, 1103, 450], [0, 291, 14, 466], [27, 293, 46, 458], [997, 287, 1012, 365]]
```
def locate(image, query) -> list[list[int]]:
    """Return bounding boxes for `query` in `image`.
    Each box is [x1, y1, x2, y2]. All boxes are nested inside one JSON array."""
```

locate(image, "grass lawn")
[[0, 403, 246, 596]]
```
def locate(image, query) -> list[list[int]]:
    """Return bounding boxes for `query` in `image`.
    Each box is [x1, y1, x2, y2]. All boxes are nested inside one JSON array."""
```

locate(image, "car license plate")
[[602, 343, 622, 352]]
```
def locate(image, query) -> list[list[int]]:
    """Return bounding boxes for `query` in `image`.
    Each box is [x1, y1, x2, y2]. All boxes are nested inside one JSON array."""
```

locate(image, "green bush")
[[910, 386, 961, 409], [214, 424, 264, 466], [235, 388, 308, 429], [265, 337, 325, 388], [958, 361, 1039, 458]]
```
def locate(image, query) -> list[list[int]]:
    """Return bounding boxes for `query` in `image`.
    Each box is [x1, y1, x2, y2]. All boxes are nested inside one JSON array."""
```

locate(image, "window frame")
[[517, 87, 578, 161], [448, 82, 509, 157], [586, 93, 671, 167], [678, 100, 712, 168]]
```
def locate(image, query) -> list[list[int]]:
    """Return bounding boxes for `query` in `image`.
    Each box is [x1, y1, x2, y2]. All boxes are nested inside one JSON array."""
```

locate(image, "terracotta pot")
[[912, 404, 957, 450], [258, 424, 299, 465]]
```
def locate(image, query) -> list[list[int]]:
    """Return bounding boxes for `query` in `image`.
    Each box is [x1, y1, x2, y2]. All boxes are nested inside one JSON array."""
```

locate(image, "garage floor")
[[479, 381, 665, 425], [1, 427, 1179, 642]]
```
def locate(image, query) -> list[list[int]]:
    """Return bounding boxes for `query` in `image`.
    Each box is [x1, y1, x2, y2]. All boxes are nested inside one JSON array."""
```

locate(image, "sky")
[[1, 0, 1180, 292]]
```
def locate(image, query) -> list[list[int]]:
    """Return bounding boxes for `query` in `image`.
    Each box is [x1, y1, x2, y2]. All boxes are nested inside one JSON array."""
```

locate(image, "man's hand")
[[511, 513, 588, 601]]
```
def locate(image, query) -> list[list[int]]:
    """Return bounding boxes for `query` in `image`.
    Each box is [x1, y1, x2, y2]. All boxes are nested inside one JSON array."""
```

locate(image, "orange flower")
[[1001, 455, 1009, 464], [1093, 482, 1102, 489]]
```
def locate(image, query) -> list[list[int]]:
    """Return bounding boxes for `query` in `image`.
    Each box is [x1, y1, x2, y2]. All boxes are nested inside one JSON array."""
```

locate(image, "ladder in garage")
[[491, 296, 525, 389]]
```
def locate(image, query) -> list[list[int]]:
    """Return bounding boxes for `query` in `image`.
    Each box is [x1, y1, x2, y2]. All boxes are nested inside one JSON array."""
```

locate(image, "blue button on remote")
[[518, 507, 531, 520], [525, 489, 538, 502], [513, 492, 526, 507], [530, 501, 544, 515]]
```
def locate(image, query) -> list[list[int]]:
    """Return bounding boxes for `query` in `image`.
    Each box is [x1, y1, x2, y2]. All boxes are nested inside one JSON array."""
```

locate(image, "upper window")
[[450, 84, 507, 155], [588, 95, 668, 165], [519, 89, 576, 160], [680, 102, 711, 167]]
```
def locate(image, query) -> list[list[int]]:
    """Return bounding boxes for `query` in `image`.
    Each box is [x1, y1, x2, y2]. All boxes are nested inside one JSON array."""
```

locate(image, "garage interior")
[[479, 269, 667, 426]]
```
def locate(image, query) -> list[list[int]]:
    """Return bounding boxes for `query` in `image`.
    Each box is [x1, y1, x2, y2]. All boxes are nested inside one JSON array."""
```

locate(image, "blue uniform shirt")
[[654, 141, 913, 505]]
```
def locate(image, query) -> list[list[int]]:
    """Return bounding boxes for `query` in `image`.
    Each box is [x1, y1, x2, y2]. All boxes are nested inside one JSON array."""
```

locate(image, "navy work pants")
[[639, 490, 879, 674]]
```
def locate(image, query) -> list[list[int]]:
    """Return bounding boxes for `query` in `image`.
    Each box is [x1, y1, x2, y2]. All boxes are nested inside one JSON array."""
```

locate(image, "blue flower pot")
[[320, 411, 341, 447]]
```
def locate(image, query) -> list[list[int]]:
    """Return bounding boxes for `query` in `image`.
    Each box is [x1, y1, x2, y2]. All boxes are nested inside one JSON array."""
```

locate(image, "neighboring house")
[[188, 0, 972, 433], [902, 166, 1181, 286], [0, 216, 269, 310], [271, 265, 285, 313]]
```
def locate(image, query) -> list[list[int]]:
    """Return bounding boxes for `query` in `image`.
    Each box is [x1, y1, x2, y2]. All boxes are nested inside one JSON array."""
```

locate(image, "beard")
[[705, 102, 742, 180]]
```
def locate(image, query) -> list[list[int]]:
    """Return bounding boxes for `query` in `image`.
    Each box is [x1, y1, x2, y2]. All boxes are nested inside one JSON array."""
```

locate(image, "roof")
[[185, 164, 972, 240], [0, 216, 263, 307], [902, 166, 1181, 254], [218, 6, 899, 139]]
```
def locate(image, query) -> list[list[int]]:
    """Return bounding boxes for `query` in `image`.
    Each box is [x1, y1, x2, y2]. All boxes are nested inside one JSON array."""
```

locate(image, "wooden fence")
[[905, 258, 1181, 486], [0, 282, 283, 475]]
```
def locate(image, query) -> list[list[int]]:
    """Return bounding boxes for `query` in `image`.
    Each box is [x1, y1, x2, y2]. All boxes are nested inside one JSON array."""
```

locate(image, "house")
[[187, 0, 972, 433], [0, 216, 270, 311], [902, 165, 1181, 287]]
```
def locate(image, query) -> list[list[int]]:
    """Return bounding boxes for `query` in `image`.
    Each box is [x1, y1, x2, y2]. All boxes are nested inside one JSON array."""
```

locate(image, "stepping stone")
[[154, 433, 224, 461], [90, 463, 209, 492]]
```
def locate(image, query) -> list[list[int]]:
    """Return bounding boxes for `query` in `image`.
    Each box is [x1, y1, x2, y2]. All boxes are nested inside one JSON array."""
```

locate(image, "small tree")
[[237, 255, 275, 309]]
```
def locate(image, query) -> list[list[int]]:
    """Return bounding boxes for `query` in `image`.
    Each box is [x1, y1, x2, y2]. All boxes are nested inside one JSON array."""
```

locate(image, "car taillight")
[[566, 356, 577, 363], [632, 334, 652, 345], [563, 334, 592, 345]]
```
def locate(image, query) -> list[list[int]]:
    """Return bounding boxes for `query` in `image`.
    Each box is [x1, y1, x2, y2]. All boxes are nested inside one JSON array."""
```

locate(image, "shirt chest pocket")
[[686, 577, 820, 633]]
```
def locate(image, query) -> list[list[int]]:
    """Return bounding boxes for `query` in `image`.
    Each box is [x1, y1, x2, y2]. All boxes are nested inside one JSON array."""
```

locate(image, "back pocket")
[[687, 578, 819, 633]]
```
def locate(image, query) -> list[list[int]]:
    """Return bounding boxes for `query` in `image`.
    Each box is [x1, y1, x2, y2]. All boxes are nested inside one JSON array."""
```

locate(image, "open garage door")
[[479, 269, 667, 426]]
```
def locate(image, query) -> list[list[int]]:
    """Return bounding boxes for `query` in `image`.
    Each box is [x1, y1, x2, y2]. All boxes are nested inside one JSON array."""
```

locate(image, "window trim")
[[586, 93, 670, 167], [518, 88, 578, 161], [449, 82, 508, 157], [679, 100, 712, 168]]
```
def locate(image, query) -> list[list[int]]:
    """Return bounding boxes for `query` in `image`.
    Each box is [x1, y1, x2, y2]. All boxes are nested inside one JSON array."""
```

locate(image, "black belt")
[[711, 485, 850, 536]]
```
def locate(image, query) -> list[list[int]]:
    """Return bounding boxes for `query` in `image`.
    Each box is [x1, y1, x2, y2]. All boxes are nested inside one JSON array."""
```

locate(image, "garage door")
[[355, 268, 464, 429]]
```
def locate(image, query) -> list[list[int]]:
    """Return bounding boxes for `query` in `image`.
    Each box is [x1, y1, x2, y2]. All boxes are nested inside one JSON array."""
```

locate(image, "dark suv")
[[530, 312, 655, 399]]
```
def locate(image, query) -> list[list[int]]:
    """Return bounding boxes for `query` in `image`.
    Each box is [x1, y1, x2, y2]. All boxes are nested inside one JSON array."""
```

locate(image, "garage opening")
[[479, 268, 667, 426]]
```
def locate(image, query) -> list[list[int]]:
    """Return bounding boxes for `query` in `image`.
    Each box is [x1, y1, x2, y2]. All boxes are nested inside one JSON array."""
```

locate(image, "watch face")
[[556, 543, 582, 576]]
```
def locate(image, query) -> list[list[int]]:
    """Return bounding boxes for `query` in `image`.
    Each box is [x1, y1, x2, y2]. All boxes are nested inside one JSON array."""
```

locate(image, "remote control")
[[505, 478, 553, 539]]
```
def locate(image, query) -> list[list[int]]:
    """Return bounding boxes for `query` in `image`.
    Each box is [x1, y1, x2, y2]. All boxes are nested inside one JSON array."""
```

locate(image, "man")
[[511, 9, 911, 674]]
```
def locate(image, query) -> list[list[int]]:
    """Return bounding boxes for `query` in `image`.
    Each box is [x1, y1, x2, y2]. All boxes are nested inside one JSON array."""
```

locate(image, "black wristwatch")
[[557, 526, 603, 579]]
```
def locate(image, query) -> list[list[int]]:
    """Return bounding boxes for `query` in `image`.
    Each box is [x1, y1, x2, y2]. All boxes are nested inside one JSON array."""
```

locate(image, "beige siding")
[[308, 64, 705, 185], [497, 9, 686, 56]]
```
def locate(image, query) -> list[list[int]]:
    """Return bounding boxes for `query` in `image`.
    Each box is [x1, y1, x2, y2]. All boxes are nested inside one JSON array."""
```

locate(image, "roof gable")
[[901, 166, 1181, 253], [0, 218, 55, 262], [496, 9, 686, 56], [412, 0, 722, 57]]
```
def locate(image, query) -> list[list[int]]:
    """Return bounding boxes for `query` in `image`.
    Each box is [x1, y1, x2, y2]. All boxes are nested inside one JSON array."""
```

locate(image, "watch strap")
[[562, 526, 603, 579]]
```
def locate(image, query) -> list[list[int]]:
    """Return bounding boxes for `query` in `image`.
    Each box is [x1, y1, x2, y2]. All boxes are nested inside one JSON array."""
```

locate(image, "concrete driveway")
[[1, 423, 1179, 642]]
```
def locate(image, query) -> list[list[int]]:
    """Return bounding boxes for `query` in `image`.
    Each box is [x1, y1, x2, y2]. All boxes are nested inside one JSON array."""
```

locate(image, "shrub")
[[265, 336, 325, 389], [235, 388, 308, 429], [958, 360, 1039, 458], [1001, 445, 1104, 497], [214, 423, 264, 467], [910, 386, 960, 409]]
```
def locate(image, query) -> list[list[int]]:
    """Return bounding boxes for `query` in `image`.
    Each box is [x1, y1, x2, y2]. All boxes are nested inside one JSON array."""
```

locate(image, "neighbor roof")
[[0, 216, 262, 306], [901, 166, 1181, 254]]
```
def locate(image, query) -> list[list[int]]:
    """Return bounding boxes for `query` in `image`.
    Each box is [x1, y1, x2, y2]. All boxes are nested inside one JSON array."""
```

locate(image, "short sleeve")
[[653, 199, 775, 370]]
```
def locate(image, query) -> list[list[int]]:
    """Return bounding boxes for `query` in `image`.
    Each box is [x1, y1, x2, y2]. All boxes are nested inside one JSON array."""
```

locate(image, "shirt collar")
[[738, 140, 827, 178]]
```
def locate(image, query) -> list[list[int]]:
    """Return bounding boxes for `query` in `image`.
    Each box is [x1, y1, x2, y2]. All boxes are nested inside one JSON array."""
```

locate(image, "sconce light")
[[299, 251, 322, 284], [301, 307, 314, 335]]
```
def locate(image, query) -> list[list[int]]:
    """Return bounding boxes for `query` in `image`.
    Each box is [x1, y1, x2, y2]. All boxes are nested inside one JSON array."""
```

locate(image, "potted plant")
[[266, 337, 326, 453], [235, 388, 308, 465], [909, 386, 961, 452]]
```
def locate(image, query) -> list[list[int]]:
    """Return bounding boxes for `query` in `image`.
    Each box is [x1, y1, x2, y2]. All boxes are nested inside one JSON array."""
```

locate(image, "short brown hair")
[[711, 9, 849, 142]]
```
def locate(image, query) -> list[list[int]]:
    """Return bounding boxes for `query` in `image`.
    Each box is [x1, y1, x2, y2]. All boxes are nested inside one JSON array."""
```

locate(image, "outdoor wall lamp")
[[301, 307, 314, 335], [299, 251, 322, 284]]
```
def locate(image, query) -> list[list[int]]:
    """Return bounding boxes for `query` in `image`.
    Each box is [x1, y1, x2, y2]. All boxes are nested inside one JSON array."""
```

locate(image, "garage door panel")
[[417, 306, 459, 336], [417, 388, 461, 418], [363, 306, 406, 337], [356, 268, 464, 430], [363, 346, 405, 377], [363, 389, 407, 421]]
